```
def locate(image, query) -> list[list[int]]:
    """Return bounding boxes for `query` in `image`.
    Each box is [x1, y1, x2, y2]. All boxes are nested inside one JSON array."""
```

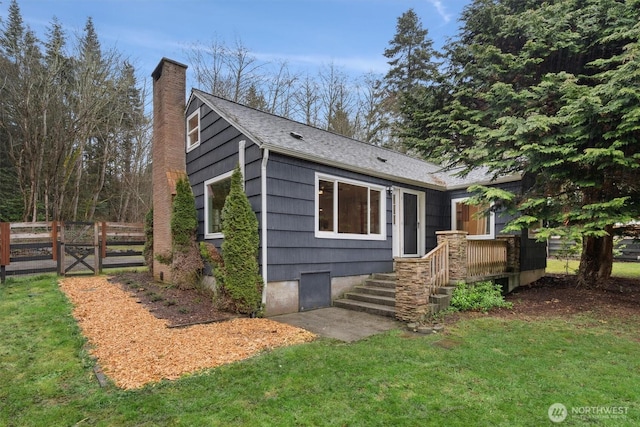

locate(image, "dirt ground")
[[107, 272, 236, 327], [60, 271, 639, 389], [447, 273, 640, 324], [109, 271, 640, 327]]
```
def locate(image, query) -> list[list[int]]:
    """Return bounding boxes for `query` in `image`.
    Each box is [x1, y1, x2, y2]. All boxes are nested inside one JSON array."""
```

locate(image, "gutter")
[[260, 148, 269, 305]]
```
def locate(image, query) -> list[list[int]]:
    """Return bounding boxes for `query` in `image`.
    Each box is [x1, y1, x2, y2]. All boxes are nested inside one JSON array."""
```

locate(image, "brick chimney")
[[151, 58, 188, 282]]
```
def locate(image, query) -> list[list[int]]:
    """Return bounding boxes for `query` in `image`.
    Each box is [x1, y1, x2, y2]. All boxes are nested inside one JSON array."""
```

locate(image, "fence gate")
[[59, 222, 100, 275]]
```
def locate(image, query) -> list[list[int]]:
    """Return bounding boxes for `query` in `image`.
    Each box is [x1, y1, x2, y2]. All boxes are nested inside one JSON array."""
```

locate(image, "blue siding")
[[265, 154, 395, 282], [425, 189, 448, 251], [186, 101, 263, 247]]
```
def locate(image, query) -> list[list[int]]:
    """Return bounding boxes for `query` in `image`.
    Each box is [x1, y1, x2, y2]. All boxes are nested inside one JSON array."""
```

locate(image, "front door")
[[393, 188, 425, 257]]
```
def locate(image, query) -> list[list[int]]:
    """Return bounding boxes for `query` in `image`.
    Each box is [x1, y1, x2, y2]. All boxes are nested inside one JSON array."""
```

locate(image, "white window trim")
[[315, 172, 386, 241], [186, 109, 201, 152], [451, 197, 495, 240], [204, 171, 233, 239]]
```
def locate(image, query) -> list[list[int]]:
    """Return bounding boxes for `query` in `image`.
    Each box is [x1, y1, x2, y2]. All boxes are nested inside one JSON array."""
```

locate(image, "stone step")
[[372, 272, 396, 281], [353, 285, 396, 298], [429, 293, 452, 310], [343, 292, 396, 307], [426, 303, 440, 315], [333, 299, 396, 318], [437, 286, 456, 296], [364, 279, 396, 289]]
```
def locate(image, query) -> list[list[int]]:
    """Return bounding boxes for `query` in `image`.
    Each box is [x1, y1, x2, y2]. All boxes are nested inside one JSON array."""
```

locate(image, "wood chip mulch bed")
[[59, 276, 316, 390]]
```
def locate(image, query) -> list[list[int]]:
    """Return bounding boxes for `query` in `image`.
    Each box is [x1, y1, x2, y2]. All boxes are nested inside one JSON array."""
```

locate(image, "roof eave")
[[192, 90, 522, 192], [191, 90, 266, 149], [444, 173, 523, 190], [263, 144, 447, 191]]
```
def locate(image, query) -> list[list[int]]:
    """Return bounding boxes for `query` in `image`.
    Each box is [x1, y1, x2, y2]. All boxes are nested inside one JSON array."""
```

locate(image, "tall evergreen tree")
[[382, 8, 442, 150], [408, 0, 640, 288], [215, 166, 263, 315], [383, 8, 439, 93], [0, 0, 24, 60]]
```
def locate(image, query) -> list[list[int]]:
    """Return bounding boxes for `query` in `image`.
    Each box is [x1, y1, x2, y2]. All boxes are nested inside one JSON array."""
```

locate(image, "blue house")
[[152, 58, 546, 317]]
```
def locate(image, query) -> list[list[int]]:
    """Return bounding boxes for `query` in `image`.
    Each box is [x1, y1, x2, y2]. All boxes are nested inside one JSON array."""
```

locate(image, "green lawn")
[[547, 258, 640, 279], [1, 274, 639, 426]]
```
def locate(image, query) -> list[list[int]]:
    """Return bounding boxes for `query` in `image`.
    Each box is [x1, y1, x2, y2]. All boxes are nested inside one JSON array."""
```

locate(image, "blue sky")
[[4, 0, 471, 83]]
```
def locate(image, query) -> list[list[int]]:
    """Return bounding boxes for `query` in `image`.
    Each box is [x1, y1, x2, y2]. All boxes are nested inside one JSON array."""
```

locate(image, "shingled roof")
[[191, 89, 516, 190]]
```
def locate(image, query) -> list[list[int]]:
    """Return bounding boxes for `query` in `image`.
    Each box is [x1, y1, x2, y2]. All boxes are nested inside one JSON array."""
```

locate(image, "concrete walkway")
[[271, 307, 402, 342]]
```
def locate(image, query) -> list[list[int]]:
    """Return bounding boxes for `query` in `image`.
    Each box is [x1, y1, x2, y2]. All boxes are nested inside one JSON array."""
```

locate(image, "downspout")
[[260, 148, 269, 305]]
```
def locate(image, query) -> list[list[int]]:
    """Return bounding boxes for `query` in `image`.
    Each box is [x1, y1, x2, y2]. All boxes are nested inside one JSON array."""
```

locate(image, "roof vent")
[[377, 156, 388, 163], [290, 131, 304, 140]]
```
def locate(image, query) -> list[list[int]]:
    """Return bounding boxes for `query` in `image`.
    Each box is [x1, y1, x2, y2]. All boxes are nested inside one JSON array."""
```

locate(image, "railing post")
[[497, 235, 520, 273], [436, 231, 468, 282]]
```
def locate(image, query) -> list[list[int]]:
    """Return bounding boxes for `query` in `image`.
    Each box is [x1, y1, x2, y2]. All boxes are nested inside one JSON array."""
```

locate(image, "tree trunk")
[[576, 225, 614, 288]]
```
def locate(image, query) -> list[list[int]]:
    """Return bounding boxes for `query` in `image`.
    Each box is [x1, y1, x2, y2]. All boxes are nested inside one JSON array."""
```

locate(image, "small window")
[[451, 197, 494, 239], [186, 109, 200, 151], [316, 174, 385, 240], [204, 172, 232, 238]]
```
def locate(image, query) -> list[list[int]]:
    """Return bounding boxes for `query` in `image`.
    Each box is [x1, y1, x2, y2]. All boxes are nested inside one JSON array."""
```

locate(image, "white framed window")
[[451, 197, 495, 239], [204, 171, 233, 239], [315, 173, 386, 240], [186, 109, 200, 152]]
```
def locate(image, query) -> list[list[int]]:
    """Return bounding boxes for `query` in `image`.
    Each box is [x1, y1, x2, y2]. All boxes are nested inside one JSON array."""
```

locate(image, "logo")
[[548, 403, 568, 423]]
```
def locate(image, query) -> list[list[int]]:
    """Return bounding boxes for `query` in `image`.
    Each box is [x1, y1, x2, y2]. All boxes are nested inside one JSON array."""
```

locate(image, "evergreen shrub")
[[214, 165, 263, 315], [449, 281, 513, 313], [168, 177, 202, 289]]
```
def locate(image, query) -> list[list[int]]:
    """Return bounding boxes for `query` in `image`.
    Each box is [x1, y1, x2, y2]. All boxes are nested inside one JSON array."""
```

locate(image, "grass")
[[2, 274, 640, 426], [547, 258, 640, 279]]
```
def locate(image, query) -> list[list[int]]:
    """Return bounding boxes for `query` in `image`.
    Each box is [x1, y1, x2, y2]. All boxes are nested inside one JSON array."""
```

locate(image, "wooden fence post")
[[51, 221, 58, 262], [94, 222, 99, 275], [101, 222, 107, 259], [0, 222, 10, 283], [58, 222, 65, 276]]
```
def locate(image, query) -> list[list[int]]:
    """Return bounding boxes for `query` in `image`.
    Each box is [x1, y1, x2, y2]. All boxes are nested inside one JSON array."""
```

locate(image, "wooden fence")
[[548, 236, 640, 262], [0, 221, 146, 283]]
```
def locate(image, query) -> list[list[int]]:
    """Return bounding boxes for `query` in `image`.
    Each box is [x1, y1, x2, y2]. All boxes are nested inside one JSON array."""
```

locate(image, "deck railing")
[[466, 239, 508, 277], [422, 241, 449, 294], [395, 231, 520, 322]]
